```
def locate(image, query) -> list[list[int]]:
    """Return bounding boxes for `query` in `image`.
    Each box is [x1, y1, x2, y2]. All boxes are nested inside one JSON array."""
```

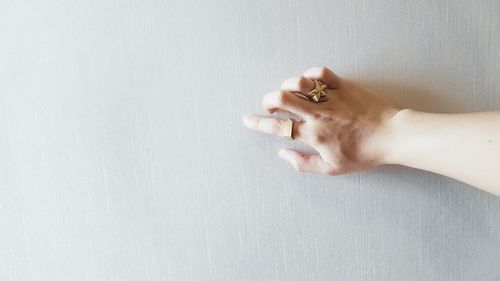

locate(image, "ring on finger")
[[305, 80, 327, 102], [283, 119, 293, 140]]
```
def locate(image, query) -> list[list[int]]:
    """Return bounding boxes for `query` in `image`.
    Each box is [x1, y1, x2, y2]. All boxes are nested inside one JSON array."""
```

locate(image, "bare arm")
[[243, 66, 500, 196], [384, 110, 500, 196]]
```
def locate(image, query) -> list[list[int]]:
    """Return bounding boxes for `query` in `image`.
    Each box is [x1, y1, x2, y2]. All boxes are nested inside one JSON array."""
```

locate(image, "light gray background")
[[1, 0, 500, 280]]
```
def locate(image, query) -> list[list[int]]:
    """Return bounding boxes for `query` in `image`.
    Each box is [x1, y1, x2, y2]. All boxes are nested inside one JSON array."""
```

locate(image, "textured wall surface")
[[1, 0, 500, 280]]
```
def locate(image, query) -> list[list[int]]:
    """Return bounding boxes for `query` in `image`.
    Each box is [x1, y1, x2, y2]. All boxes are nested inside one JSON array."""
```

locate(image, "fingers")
[[262, 90, 315, 118], [278, 149, 333, 174], [243, 115, 305, 141], [280, 76, 315, 95], [303, 66, 343, 89]]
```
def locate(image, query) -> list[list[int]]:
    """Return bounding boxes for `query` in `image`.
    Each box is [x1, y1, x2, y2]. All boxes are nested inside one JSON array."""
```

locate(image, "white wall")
[[1, 0, 500, 280]]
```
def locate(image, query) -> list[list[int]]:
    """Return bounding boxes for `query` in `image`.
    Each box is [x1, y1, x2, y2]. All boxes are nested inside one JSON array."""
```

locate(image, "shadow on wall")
[[359, 78, 495, 114]]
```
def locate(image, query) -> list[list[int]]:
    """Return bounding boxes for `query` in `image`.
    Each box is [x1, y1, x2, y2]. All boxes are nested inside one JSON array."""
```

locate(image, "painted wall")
[[1, 0, 499, 280]]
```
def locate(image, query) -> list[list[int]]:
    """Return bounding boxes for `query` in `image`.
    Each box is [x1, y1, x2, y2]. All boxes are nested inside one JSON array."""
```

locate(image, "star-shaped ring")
[[305, 80, 327, 102]]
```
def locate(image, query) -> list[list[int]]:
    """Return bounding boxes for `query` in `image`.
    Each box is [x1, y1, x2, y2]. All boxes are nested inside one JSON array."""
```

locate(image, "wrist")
[[359, 107, 404, 166], [380, 108, 422, 165]]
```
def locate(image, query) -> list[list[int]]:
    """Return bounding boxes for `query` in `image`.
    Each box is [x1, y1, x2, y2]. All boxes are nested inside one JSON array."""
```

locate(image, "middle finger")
[[281, 76, 316, 95]]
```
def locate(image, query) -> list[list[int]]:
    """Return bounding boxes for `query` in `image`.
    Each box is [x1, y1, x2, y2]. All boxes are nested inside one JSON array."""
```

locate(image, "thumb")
[[278, 149, 333, 175]]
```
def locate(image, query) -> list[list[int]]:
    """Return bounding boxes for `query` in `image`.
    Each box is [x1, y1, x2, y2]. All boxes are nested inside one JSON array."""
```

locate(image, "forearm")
[[245, 66, 500, 196], [384, 109, 500, 196]]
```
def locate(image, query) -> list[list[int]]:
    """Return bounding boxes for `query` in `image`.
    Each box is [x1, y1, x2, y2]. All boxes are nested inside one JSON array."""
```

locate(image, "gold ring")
[[305, 80, 327, 102], [283, 119, 293, 140]]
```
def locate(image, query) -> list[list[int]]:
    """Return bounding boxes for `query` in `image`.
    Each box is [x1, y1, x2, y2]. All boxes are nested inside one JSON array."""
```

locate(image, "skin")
[[243, 67, 500, 197]]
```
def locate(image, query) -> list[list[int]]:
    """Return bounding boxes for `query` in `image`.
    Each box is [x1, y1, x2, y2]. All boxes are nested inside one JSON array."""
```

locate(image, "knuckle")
[[312, 113, 324, 120], [318, 66, 330, 76], [276, 90, 291, 106], [310, 131, 327, 145], [292, 154, 308, 173], [297, 76, 309, 90]]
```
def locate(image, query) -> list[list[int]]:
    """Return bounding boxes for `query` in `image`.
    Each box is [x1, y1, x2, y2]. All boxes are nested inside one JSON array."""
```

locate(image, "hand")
[[243, 67, 401, 175]]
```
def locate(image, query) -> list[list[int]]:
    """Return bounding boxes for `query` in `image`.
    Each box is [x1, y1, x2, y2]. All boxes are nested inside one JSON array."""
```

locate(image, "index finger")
[[243, 115, 306, 141]]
